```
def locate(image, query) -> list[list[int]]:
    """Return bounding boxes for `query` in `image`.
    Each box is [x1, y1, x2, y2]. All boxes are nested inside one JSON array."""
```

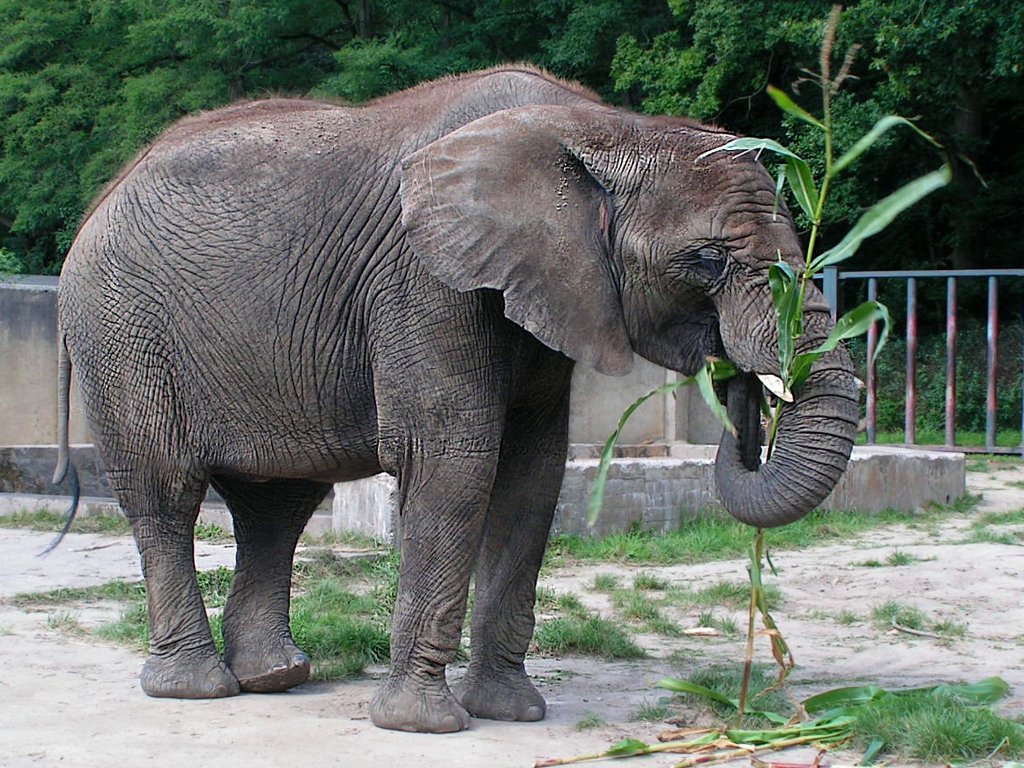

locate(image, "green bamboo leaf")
[[773, 164, 786, 221], [767, 84, 825, 129], [604, 738, 650, 757], [833, 115, 942, 175], [926, 677, 1010, 704], [784, 156, 819, 220], [810, 165, 952, 272], [657, 678, 737, 707], [696, 136, 807, 166], [768, 261, 800, 376], [802, 684, 888, 714], [656, 678, 789, 725], [696, 361, 736, 438], [861, 737, 885, 764], [788, 300, 890, 391], [587, 379, 693, 525]]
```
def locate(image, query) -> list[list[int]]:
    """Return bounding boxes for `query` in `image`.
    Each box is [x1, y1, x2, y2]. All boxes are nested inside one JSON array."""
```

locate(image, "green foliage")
[[850, 321, 1023, 435], [30, 551, 399, 681], [0, 246, 22, 275], [547, 506, 937, 566], [533, 614, 645, 659], [0, 507, 132, 535], [613, 0, 1024, 278], [852, 690, 1024, 761], [3, 1, 1018, 283]]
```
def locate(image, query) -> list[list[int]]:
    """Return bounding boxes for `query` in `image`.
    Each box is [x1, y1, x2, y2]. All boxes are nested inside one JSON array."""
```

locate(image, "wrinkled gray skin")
[[56, 66, 857, 732]]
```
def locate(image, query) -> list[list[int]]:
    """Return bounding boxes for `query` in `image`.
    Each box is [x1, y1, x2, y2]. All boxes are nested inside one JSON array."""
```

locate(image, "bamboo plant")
[[586, 5, 952, 760]]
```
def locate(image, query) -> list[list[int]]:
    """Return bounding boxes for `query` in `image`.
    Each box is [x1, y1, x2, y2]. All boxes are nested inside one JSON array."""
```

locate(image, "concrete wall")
[[1, 277, 720, 448], [0, 278, 90, 446], [332, 445, 967, 542]]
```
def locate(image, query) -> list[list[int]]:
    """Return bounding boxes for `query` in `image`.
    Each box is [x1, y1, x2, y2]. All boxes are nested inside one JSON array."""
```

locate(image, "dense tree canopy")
[[1, 0, 1021, 282]]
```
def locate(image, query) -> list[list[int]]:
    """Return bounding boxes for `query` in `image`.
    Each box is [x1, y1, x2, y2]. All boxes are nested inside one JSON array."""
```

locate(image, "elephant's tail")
[[40, 334, 80, 556]]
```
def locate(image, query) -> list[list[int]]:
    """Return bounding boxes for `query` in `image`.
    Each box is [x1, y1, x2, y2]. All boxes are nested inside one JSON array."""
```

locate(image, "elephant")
[[53, 65, 858, 733]]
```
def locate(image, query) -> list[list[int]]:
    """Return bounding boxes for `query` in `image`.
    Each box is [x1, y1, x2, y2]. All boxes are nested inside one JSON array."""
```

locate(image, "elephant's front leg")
[[456, 364, 573, 722], [369, 448, 498, 733]]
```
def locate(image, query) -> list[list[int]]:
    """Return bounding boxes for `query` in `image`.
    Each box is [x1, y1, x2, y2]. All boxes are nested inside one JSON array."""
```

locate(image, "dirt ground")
[[1, 460, 1021, 767]]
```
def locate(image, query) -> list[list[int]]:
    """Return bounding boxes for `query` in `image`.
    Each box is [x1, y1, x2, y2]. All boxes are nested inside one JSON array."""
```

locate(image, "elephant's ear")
[[399, 106, 634, 376]]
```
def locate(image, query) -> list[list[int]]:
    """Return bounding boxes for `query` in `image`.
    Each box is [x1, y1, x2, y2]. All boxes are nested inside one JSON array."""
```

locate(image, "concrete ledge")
[[0, 493, 335, 538], [331, 445, 966, 540], [2, 444, 966, 542]]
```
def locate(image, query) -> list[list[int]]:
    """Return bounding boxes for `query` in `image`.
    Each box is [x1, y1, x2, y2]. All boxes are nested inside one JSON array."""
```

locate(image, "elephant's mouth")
[[726, 372, 764, 473]]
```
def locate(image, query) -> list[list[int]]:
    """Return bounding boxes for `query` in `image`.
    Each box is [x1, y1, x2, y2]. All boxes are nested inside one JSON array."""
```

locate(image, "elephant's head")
[[399, 105, 858, 528]]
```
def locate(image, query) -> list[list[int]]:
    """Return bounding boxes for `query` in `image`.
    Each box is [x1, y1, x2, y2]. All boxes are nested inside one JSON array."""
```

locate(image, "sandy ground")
[[0, 461, 1021, 767]]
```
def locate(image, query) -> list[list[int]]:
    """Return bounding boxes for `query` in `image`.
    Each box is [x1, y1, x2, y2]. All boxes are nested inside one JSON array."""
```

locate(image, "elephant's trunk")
[[713, 346, 859, 528]]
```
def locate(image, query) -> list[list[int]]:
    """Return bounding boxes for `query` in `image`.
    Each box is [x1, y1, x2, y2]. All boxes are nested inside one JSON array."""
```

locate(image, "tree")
[[611, 0, 1024, 279]]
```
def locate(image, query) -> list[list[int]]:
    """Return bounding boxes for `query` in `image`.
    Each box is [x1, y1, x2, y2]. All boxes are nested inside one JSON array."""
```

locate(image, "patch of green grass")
[[611, 591, 663, 623], [630, 699, 674, 722], [966, 459, 991, 473], [695, 610, 738, 636], [867, 429, 1022, 449], [853, 691, 1024, 761], [298, 529, 387, 549], [675, 664, 789, 729], [96, 602, 148, 650], [932, 619, 968, 638], [643, 615, 683, 637], [591, 573, 620, 592], [0, 508, 132, 535], [665, 580, 781, 612], [860, 549, 922, 567], [35, 551, 401, 681], [294, 548, 382, 582], [536, 588, 587, 618], [533, 614, 645, 660], [195, 567, 235, 607], [193, 521, 232, 542], [872, 601, 967, 640], [575, 712, 606, 730], [46, 610, 84, 634], [872, 601, 928, 631], [978, 509, 1024, 525], [886, 550, 918, 566], [546, 506, 946, 566], [964, 510, 1024, 545], [965, 528, 1022, 545], [835, 610, 860, 625], [633, 572, 669, 591], [13, 579, 147, 606]]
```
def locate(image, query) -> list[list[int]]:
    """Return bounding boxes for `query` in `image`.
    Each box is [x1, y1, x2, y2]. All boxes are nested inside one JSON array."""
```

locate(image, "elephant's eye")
[[697, 247, 727, 279]]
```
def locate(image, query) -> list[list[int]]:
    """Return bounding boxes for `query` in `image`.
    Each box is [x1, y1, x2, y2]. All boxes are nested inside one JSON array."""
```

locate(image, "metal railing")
[[820, 267, 1024, 455]]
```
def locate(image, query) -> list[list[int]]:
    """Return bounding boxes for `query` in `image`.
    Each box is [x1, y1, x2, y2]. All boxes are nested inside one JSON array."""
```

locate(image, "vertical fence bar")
[[866, 278, 878, 445], [986, 276, 999, 451], [905, 277, 917, 444], [945, 278, 957, 447], [823, 266, 839, 322]]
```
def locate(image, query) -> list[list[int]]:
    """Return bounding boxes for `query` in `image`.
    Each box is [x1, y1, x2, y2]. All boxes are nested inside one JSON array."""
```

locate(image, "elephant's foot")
[[370, 672, 471, 733], [456, 664, 546, 721], [140, 651, 240, 699], [225, 638, 311, 693]]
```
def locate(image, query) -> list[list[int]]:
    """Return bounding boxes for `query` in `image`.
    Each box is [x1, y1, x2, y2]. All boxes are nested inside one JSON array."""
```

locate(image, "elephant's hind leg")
[[112, 467, 240, 699], [211, 476, 331, 693], [457, 360, 573, 722]]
